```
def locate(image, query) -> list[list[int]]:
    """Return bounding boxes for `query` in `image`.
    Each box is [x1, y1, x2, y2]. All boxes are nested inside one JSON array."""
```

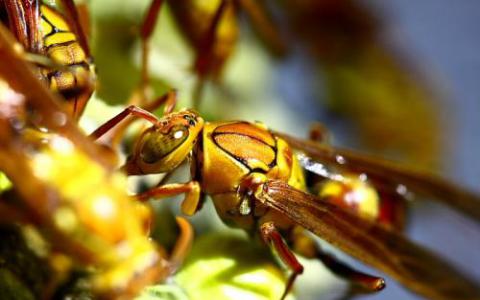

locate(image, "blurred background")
[[81, 0, 480, 299]]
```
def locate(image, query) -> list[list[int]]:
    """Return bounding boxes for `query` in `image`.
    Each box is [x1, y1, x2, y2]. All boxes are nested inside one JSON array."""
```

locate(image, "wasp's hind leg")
[[290, 227, 385, 296], [260, 221, 303, 300]]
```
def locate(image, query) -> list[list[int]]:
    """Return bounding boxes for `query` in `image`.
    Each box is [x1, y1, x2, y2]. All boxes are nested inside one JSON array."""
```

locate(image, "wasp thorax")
[[140, 125, 189, 164]]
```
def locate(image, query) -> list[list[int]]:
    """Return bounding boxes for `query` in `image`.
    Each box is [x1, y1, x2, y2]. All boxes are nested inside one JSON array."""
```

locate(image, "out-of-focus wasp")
[[135, 0, 286, 106], [0, 0, 95, 120], [0, 25, 193, 299], [90, 89, 480, 299], [277, 0, 443, 170]]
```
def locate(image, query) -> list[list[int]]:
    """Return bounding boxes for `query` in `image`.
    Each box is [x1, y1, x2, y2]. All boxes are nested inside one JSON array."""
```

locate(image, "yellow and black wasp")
[[1, 0, 95, 120]]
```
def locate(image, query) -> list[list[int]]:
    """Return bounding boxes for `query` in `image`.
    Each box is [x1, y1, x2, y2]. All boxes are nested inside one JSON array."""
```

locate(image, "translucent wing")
[[58, 0, 91, 57], [257, 180, 480, 300], [2, 0, 42, 52], [274, 131, 480, 223]]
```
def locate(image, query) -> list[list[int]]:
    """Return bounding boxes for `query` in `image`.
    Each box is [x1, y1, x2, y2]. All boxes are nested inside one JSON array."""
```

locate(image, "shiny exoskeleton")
[[91, 98, 480, 299], [93, 107, 387, 298], [39, 4, 95, 120]]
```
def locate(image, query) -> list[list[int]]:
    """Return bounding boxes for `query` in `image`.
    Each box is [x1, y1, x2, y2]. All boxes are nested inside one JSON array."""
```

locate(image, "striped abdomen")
[[40, 4, 94, 120]]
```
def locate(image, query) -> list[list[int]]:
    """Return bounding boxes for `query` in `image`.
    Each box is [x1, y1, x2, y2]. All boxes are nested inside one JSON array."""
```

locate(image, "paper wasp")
[[0, 0, 95, 121], [0, 25, 193, 299], [89, 85, 480, 300], [134, 0, 286, 106]]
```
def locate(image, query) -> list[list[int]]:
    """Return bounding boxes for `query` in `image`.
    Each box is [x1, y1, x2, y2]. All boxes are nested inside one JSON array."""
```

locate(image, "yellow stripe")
[[41, 5, 71, 32], [44, 32, 77, 47], [41, 5, 76, 47]]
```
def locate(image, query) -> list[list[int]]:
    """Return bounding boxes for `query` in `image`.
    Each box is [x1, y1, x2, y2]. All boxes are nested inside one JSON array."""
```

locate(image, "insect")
[[0, 24, 192, 299], [90, 91, 480, 300], [134, 0, 286, 106], [1, 0, 95, 120]]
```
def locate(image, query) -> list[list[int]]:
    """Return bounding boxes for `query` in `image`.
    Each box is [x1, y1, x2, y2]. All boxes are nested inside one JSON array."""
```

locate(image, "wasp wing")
[[2, 0, 42, 52], [274, 131, 480, 223], [257, 180, 480, 300], [57, 0, 91, 57]]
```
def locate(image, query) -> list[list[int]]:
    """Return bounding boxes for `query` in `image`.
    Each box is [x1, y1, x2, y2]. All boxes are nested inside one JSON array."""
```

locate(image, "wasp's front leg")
[[91, 90, 178, 149], [135, 181, 201, 216]]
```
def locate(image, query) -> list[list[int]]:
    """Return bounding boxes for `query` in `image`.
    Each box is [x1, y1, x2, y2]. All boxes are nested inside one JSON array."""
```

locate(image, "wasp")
[[1, 0, 95, 120], [90, 88, 480, 300], [276, 0, 444, 170], [0, 25, 193, 299], [133, 0, 286, 106]]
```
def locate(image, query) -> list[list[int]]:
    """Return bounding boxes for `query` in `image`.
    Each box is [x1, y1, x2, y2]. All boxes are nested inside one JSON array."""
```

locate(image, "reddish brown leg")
[[136, 181, 201, 216], [291, 228, 385, 294], [169, 217, 194, 269], [192, 0, 230, 108], [309, 122, 331, 144], [155, 89, 177, 115], [98, 90, 178, 148], [139, 0, 164, 103], [89, 105, 158, 140], [260, 222, 303, 300]]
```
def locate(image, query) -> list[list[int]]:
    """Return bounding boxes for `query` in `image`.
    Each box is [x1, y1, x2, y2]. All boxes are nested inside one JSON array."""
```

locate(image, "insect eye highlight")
[[140, 126, 189, 164]]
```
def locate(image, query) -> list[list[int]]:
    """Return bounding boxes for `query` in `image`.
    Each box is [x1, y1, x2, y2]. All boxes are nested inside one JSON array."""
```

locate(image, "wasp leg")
[[169, 216, 194, 270], [291, 227, 385, 294], [260, 221, 303, 300], [136, 181, 201, 216], [309, 122, 331, 144], [96, 90, 178, 149], [192, 0, 229, 109], [91, 89, 178, 141], [90, 105, 159, 140], [137, 0, 164, 103], [156, 89, 178, 115]]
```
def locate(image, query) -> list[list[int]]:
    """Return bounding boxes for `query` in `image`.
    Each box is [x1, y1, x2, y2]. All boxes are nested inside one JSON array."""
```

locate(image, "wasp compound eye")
[[140, 126, 189, 164]]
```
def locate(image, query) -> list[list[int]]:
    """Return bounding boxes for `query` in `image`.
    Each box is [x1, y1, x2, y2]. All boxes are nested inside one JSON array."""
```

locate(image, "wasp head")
[[125, 109, 204, 175]]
